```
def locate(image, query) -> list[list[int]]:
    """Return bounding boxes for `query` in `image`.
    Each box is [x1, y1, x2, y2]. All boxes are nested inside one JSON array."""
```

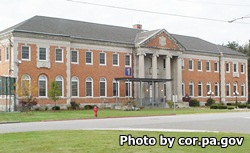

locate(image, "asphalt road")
[[0, 111, 249, 134]]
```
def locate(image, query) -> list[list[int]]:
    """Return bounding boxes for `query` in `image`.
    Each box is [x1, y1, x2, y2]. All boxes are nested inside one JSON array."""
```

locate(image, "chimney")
[[133, 24, 142, 29]]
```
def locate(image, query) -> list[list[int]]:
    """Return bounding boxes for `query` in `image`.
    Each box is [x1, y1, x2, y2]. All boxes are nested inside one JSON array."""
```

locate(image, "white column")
[[66, 45, 71, 104], [177, 56, 182, 102], [137, 52, 146, 99], [152, 54, 158, 78], [165, 55, 172, 101], [220, 53, 226, 103]]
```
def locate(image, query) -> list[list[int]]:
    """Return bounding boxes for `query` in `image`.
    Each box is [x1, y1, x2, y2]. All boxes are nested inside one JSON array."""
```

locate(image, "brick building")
[[0, 16, 248, 111]]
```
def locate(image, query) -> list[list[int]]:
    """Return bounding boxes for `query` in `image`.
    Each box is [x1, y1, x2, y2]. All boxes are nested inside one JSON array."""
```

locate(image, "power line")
[[67, 0, 250, 24], [177, 0, 250, 7]]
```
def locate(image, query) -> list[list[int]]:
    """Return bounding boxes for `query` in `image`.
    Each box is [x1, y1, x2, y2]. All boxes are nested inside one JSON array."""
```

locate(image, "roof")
[[114, 77, 172, 82], [0, 15, 246, 56]]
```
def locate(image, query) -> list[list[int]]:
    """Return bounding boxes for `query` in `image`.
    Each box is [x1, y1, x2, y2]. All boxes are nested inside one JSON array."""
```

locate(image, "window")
[[189, 81, 194, 97], [241, 83, 245, 96], [198, 61, 202, 71], [181, 59, 184, 70], [226, 83, 230, 96], [5, 47, 9, 61], [182, 81, 185, 96], [125, 81, 132, 97], [113, 53, 119, 66], [86, 77, 93, 97], [71, 50, 78, 63], [56, 76, 63, 97], [21, 74, 31, 96], [113, 80, 119, 97], [125, 55, 131, 66], [206, 61, 210, 71], [233, 82, 238, 93], [226, 62, 230, 72], [214, 62, 218, 72], [0, 49, 2, 62], [99, 77, 106, 97], [198, 82, 202, 97], [214, 82, 219, 97], [38, 75, 47, 97], [22, 46, 30, 60], [86, 51, 92, 64], [71, 77, 79, 97], [99, 52, 106, 65], [163, 59, 166, 69], [55, 48, 63, 62], [241, 64, 245, 73], [39, 47, 47, 61], [188, 60, 193, 70], [206, 82, 211, 94], [233, 63, 238, 73]]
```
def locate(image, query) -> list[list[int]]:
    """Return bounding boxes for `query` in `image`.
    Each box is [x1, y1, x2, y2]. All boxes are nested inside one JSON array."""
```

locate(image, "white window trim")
[[226, 62, 230, 73], [226, 83, 231, 97], [233, 62, 238, 73], [241, 63, 245, 74], [113, 80, 120, 97], [206, 61, 211, 72], [125, 81, 132, 97], [99, 78, 107, 97], [241, 83, 245, 97], [38, 47, 48, 61], [71, 77, 79, 97], [38, 75, 48, 98], [214, 62, 219, 72], [86, 51, 93, 65], [113, 53, 119, 66], [182, 81, 185, 97], [21, 45, 31, 61], [99, 52, 106, 66], [71, 50, 79, 64], [55, 48, 64, 63], [56, 76, 64, 98], [214, 82, 219, 97], [5, 47, 9, 61], [206, 82, 211, 97], [181, 59, 184, 70], [198, 82, 203, 97], [189, 81, 194, 97], [198, 60, 202, 72], [188, 60, 193, 71], [86, 77, 93, 97], [125, 54, 131, 67]]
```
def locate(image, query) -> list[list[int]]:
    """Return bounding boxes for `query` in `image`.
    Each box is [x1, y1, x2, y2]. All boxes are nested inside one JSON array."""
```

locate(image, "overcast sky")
[[1, 0, 250, 45]]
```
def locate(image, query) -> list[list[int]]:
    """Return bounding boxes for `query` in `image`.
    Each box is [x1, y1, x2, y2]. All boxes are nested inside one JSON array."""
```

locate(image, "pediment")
[[136, 29, 184, 51]]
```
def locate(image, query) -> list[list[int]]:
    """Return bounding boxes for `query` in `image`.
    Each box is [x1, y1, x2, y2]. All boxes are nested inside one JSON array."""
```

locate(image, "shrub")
[[189, 99, 200, 107], [122, 100, 136, 107], [167, 101, 174, 108], [227, 106, 235, 110], [205, 98, 215, 106], [210, 104, 227, 109], [70, 101, 80, 110], [84, 105, 95, 110], [226, 103, 235, 106], [248, 105, 250, 109], [183, 94, 191, 102], [52, 106, 60, 110], [238, 104, 247, 108]]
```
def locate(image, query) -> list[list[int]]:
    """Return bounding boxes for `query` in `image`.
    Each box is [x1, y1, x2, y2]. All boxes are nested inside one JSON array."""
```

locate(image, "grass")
[[0, 130, 249, 153], [0, 108, 240, 123]]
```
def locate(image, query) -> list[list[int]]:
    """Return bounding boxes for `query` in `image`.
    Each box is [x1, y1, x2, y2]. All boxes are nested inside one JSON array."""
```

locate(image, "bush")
[[122, 100, 136, 107], [226, 103, 235, 106], [227, 106, 235, 110], [183, 94, 191, 102], [52, 106, 60, 110], [238, 104, 247, 108], [166, 101, 174, 108], [189, 99, 200, 107], [70, 101, 80, 110], [248, 105, 250, 109], [205, 98, 215, 106], [84, 105, 95, 110], [210, 104, 227, 109]]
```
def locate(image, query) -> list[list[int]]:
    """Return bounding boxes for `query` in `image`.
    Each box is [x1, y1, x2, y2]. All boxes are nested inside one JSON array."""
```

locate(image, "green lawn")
[[0, 108, 240, 123], [0, 130, 249, 153]]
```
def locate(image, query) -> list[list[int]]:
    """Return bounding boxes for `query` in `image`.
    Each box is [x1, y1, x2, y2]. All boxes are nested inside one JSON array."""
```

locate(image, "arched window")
[[241, 83, 245, 96], [233, 82, 238, 93], [21, 74, 31, 96], [100, 77, 106, 97], [86, 77, 93, 97], [56, 76, 63, 97], [198, 81, 202, 97], [71, 76, 79, 97], [182, 81, 185, 97], [226, 83, 230, 96], [113, 79, 119, 97], [214, 82, 219, 97], [189, 81, 194, 97], [38, 75, 47, 97]]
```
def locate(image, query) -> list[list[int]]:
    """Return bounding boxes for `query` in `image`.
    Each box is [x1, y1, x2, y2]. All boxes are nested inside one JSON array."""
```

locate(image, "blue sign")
[[125, 68, 132, 76]]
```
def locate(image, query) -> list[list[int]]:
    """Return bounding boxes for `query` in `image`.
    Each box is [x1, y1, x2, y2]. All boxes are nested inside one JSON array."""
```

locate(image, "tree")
[[48, 80, 61, 108]]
